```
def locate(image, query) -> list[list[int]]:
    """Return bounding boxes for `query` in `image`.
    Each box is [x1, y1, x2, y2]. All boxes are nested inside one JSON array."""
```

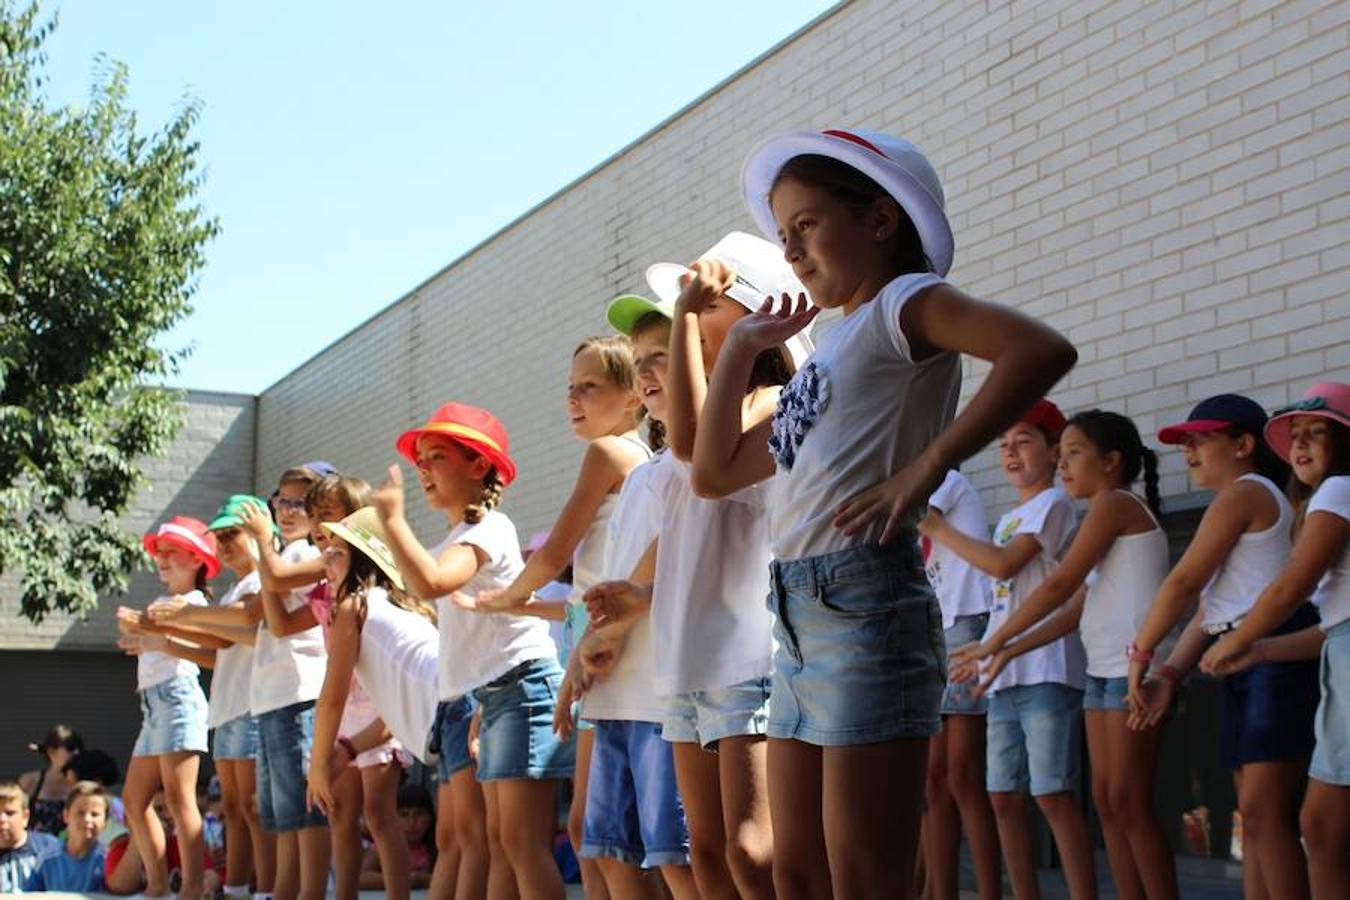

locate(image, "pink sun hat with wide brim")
[[740, 128, 955, 277], [1263, 382, 1350, 462], [143, 516, 221, 579]]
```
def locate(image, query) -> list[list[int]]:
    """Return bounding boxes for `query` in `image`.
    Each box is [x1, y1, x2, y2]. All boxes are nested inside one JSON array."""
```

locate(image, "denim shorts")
[[1220, 603, 1319, 769], [473, 658, 576, 781], [767, 539, 946, 746], [1083, 675, 1130, 712], [581, 720, 690, 868], [133, 675, 209, 757], [940, 613, 990, 716], [1311, 618, 1350, 786], [212, 714, 259, 761], [431, 695, 477, 781], [987, 682, 1083, 796], [662, 677, 770, 749], [256, 700, 326, 831]]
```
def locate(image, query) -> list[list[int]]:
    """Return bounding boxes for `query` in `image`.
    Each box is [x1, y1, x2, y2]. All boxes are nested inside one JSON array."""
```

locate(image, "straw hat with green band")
[[208, 494, 279, 535], [606, 294, 673, 336], [322, 506, 405, 591]]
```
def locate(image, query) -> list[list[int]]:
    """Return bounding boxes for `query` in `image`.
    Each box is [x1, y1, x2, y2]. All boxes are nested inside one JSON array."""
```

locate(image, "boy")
[[24, 781, 108, 892], [0, 782, 60, 892]]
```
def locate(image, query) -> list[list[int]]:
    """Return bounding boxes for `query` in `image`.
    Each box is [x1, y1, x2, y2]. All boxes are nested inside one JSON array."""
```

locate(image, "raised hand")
[[675, 258, 736, 316], [372, 464, 406, 523], [238, 501, 276, 543], [726, 292, 819, 357]]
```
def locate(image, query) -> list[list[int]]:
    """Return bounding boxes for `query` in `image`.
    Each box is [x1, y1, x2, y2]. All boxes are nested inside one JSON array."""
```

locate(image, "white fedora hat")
[[645, 231, 814, 368], [740, 128, 954, 277]]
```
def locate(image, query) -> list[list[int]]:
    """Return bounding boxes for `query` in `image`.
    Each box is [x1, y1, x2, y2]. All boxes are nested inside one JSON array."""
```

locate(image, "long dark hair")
[[337, 548, 435, 624], [1066, 410, 1161, 517]]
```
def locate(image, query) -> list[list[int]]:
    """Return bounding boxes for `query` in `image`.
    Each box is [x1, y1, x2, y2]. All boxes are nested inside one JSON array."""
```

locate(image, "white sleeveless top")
[[1202, 473, 1293, 628], [569, 435, 653, 606], [353, 587, 440, 762], [1080, 493, 1170, 678], [138, 589, 209, 691]]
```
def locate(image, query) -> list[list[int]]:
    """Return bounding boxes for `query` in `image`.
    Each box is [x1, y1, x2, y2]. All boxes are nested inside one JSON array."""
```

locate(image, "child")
[[952, 410, 1177, 899], [572, 296, 696, 899], [920, 402, 1095, 900], [1199, 382, 1350, 896], [361, 785, 437, 890], [0, 782, 61, 891], [115, 516, 217, 899], [1128, 394, 1318, 900], [307, 505, 443, 900], [377, 403, 570, 900], [916, 469, 1002, 900], [61, 749, 128, 844], [456, 334, 649, 898], [24, 781, 109, 892], [17, 726, 82, 837], [693, 127, 1078, 897]]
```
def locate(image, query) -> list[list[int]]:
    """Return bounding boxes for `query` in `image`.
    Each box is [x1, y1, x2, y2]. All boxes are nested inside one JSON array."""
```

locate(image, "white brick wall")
[[255, 0, 1350, 536]]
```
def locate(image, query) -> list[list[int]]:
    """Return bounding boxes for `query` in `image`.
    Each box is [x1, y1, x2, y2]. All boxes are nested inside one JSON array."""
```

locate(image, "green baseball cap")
[[208, 494, 278, 533], [606, 294, 674, 336]]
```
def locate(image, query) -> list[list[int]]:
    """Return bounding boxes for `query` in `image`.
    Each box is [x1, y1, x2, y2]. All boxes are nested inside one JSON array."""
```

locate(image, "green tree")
[[0, 2, 218, 622]]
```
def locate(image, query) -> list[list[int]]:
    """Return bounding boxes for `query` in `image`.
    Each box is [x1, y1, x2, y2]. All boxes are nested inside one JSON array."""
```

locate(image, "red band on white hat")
[[157, 522, 215, 560], [821, 129, 889, 159]]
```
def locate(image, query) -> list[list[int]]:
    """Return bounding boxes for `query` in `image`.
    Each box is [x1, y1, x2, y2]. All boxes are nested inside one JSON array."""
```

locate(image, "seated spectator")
[[61, 748, 127, 843], [23, 781, 108, 892], [16, 726, 83, 836], [0, 781, 61, 892], [105, 790, 218, 896], [360, 784, 436, 890]]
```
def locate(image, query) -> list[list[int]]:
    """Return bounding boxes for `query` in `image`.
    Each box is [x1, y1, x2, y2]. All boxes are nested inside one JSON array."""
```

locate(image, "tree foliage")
[[0, 2, 218, 622]]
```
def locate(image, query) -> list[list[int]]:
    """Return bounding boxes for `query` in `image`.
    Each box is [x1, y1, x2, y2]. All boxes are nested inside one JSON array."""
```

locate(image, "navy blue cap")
[[1158, 394, 1268, 445]]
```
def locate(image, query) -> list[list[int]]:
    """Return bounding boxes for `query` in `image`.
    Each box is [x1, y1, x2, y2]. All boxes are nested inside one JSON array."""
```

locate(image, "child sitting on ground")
[[360, 784, 437, 890], [0, 781, 61, 891], [24, 781, 109, 892]]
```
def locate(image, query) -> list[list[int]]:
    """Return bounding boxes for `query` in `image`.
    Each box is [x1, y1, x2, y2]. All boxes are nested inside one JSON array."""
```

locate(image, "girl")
[[919, 403, 1095, 900], [691, 127, 1078, 899], [1200, 382, 1350, 897], [306, 505, 443, 900], [1127, 394, 1318, 900], [645, 231, 808, 900], [376, 403, 570, 900], [569, 295, 696, 899], [457, 334, 649, 900], [916, 469, 1002, 900], [18, 726, 83, 836], [951, 411, 1177, 900], [115, 516, 217, 899], [361, 786, 438, 890]]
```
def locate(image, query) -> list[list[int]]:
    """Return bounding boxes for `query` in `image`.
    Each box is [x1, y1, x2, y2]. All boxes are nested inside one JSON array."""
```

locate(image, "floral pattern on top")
[[769, 360, 829, 472]]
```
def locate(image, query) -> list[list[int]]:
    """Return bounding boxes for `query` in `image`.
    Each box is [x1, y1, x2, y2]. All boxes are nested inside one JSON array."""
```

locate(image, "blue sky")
[[38, 1, 835, 394]]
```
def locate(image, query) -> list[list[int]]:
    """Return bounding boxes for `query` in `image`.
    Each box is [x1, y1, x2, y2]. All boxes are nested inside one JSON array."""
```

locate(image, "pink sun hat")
[[1263, 382, 1350, 462]]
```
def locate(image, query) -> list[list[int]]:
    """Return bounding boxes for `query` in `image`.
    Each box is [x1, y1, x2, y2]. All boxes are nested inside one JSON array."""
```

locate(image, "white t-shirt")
[[924, 470, 994, 629], [207, 571, 261, 728], [583, 451, 676, 722], [137, 590, 209, 691], [982, 486, 1086, 693], [651, 458, 775, 696], [1201, 474, 1292, 628], [1308, 475, 1350, 631], [767, 273, 961, 561], [432, 511, 558, 700], [249, 541, 327, 716], [353, 587, 440, 762]]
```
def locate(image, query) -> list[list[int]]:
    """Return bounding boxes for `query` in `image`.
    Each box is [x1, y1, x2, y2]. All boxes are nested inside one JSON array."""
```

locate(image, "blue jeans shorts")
[[256, 700, 326, 832], [987, 682, 1083, 796], [767, 539, 945, 746], [133, 675, 209, 757], [1312, 618, 1350, 786], [473, 658, 576, 781], [941, 613, 990, 716], [1083, 675, 1130, 712], [581, 720, 690, 868], [212, 714, 259, 761], [1220, 603, 1319, 769], [431, 695, 477, 781], [662, 677, 770, 749]]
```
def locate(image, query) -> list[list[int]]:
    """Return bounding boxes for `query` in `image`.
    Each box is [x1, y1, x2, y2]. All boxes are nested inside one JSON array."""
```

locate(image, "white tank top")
[[1080, 492, 1170, 678], [353, 587, 440, 762], [569, 435, 653, 605], [1201, 473, 1293, 628]]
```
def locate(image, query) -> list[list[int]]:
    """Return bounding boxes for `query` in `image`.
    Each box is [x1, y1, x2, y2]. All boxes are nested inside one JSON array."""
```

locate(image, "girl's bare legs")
[[1238, 761, 1310, 900], [330, 766, 364, 900], [215, 760, 254, 891], [595, 858, 668, 899], [159, 752, 205, 899], [362, 762, 411, 900], [1301, 779, 1350, 897], [1099, 711, 1177, 900], [716, 735, 775, 900], [989, 791, 1041, 900], [571, 729, 610, 900], [295, 825, 332, 900], [235, 757, 275, 894], [671, 742, 737, 900], [1085, 712, 1144, 900], [273, 833, 300, 900], [1034, 792, 1096, 900], [767, 738, 830, 900], [124, 756, 170, 896], [924, 731, 961, 900], [481, 781, 521, 900], [431, 780, 462, 900], [493, 778, 565, 900], [945, 715, 1003, 900], [451, 769, 491, 900]]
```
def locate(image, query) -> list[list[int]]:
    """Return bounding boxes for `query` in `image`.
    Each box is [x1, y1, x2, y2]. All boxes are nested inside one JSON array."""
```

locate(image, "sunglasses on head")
[[271, 497, 307, 513]]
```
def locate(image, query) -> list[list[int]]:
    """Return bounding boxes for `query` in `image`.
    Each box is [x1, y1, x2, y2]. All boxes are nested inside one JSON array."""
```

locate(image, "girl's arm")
[[307, 596, 360, 815], [374, 466, 484, 599], [464, 437, 642, 614], [1251, 625, 1325, 663], [1202, 509, 1347, 672], [971, 587, 1087, 693], [240, 503, 326, 592], [159, 596, 262, 630], [925, 519, 1043, 581], [1127, 609, 1208, 730], [666, 260, 731, 460], [259, 587, 319, 637], [159, 636, 218, 670], [138, 619, 235, 650]]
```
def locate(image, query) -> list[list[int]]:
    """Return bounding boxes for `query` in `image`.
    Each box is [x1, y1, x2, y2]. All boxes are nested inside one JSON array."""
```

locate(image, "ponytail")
[[1140, 446, 1162, 519], [193, 565, 214, 601], [463, 467, 504, 525], [1065, 409, 1161, 516], [645, 418, 667, 452]]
